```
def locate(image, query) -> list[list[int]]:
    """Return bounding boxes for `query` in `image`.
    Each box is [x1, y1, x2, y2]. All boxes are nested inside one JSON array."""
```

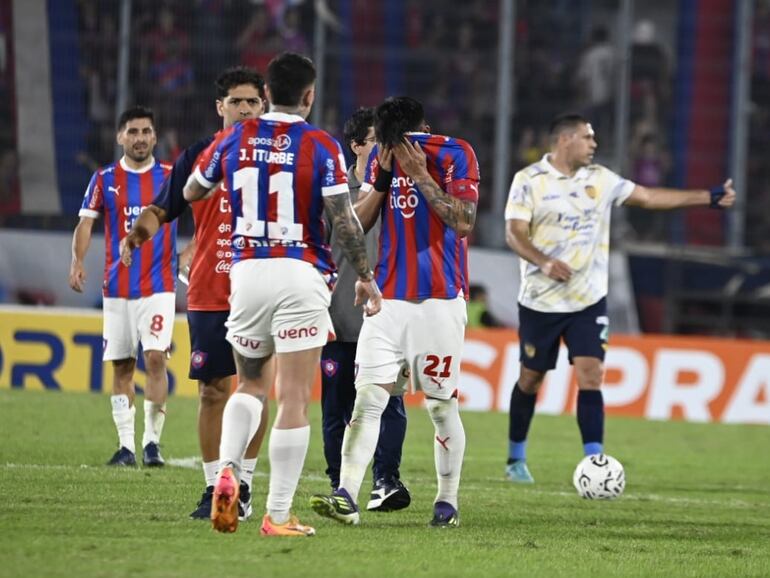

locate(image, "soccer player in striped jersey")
[[503, 113, 736, 484], [310, 96, 479, 528], [69, 106, 176, 468], [120, 67, 270, 521], [184, 52, 381, 536]]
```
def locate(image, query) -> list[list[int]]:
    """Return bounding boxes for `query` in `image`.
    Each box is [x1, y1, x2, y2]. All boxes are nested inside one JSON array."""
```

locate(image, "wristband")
[[373, 168, 393, 192], [709, 186, 726, 209]]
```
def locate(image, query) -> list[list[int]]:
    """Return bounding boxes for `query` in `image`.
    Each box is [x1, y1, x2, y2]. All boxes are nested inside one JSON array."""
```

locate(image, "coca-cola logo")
[[215, 260, 231, 274]]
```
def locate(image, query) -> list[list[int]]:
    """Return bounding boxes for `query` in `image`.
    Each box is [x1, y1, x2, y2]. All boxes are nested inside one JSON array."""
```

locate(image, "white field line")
[[3, 460, 768, 509]]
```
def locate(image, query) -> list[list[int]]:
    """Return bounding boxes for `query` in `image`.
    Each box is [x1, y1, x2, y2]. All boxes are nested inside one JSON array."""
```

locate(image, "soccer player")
[[183, 52, 381, 536], [503, 113, 736, 483], [69, 106, 176, 468], [310, 96, 480, 528], [120, 67, 270, 520], [321, 107, 410, 511]]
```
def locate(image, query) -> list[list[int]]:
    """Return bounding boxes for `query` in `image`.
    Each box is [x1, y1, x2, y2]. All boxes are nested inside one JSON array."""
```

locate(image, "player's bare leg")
[[311, 381, 394, 525], [212, 352, 271, 533], [141, 349, 169, 467], [259, 348, 319, 537], [107, 358, 137, 466]]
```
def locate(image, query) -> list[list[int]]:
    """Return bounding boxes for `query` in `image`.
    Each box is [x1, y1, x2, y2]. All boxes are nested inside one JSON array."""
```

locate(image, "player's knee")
[[518, 373, 544, 395], [426, 396, 457, 426], [199, 379, 229, 407], [143, 351, 166, 375], [352, 384, 389, 421], [576, 364, 604, 390]]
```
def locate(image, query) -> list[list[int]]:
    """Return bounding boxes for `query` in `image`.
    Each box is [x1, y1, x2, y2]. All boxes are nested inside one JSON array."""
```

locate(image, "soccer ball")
[[572, 454, 625, 499]]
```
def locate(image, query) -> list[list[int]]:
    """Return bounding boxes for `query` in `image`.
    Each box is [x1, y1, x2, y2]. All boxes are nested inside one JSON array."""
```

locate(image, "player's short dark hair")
[[374, 96, 425, 147], [343, 107, 375, 152], [117, 106, 154, 131], [215, 66, 266, 100], [549, 113, 589, 142], [266, 52, 316, 107]]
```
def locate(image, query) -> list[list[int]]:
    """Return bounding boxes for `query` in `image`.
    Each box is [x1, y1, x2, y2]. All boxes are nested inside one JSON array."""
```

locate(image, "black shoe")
[[366, 477, 411, 512], [190, 486, 214, 519], [107, 446, 136, 467], [238, 481, 252, 521], [142, 442, 165, 467]]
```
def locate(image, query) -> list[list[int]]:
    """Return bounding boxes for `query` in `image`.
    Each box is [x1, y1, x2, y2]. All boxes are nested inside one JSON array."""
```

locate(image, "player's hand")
[[119, 233, 141, 267], [541, 258, 572, 282], [378, 146, 393, 172], [392, 139, 429, 180], [69, 261, 86, 293], [718, 178, 736, 208], [355, 277, 382, 316]]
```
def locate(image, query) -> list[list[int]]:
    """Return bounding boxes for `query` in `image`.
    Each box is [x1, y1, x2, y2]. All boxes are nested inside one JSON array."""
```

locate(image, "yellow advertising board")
[[0, 306, 198, 397]]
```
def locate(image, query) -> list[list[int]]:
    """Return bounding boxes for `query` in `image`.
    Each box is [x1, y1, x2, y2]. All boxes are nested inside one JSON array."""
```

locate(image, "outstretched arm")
[[120, 205, 167, 266], [323, 192, 381, 316], [393, 140, 476, 237], [625, 178, 736, 210]]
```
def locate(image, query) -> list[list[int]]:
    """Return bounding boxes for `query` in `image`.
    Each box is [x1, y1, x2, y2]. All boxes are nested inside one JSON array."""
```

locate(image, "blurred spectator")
[[280, 6, 308, 54], [630, 19, 669, 124], [237, 6, 281, 74], [467, 284, 503, 328], [627, 130, 671, 240], [575, 27, 614, 143]]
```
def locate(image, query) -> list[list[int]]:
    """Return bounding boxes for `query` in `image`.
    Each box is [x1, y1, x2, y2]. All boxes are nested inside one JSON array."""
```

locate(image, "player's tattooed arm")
[[324, 192, 373, 281], [393, 140, 476, 238], [120, 205, 167, 266]]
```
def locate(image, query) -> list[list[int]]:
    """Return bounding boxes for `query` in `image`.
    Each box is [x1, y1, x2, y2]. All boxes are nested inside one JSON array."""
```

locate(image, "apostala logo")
[[275, 134, 291, 151]]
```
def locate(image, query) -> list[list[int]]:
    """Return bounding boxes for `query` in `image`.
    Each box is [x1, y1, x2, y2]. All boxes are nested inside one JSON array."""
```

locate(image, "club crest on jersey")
[[191, 350, 208, 369], [322, 359, 339, 377], [584, 185, 597, 200], [524, 343, 536, 359]]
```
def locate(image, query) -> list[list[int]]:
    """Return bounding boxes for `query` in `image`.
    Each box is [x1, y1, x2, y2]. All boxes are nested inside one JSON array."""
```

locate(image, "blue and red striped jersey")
[[193, 112, 349, 277], [79, 157, 177, 298], [362, 133, 480, 301]]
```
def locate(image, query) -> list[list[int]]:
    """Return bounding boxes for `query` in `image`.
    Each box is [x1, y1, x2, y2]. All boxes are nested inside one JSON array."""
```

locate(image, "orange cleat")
[[211, 466, 239, 533], [260, 514, 316, 537]]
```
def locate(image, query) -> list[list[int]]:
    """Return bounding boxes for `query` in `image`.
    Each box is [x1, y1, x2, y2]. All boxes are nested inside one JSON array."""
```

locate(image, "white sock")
[[142, 400, 167, 447], [111, 395, 135, 453], [266, 426, 310, 524], [426, 396, 466, 509], [219, 393, 263, 477], [202, 460, 219, 487], [241, 457, 258, 490], [338, 384, 390, 504]]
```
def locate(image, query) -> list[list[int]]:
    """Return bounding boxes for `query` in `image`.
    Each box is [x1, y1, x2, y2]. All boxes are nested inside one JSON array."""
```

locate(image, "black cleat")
[[142, 442, 165, 467], [366, 477, 411, 512], [238, 481, 252, 521], [429, 501, 459, 528], [107, 446, 137, 467], [189, 486, 214, 519]]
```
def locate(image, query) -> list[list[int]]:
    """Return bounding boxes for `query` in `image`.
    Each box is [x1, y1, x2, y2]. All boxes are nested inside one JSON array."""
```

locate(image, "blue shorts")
[[518, 297, 608, 372], [187, 310, 236, 382]]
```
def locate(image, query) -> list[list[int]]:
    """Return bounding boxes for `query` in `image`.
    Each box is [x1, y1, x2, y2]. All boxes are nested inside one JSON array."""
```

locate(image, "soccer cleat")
[[309, 488, 360, 525], [106, 446, 136, 467], [429, 501, 460, 528], [366, 477, 412, 512], [189, 486, 214, 519], [505, 460, 535, 483], [142, 442, 165, 467], [211, 466, 240, 533], [260, 514, 316, 536], [238, 481, 252, 521]]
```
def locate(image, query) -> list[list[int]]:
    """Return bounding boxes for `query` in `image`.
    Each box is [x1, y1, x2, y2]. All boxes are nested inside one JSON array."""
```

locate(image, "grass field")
[[1, 389, 769, 578]]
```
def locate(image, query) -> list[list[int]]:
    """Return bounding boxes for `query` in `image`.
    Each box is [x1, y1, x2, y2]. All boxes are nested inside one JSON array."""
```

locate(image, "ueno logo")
[[278, 326, 319, 339]]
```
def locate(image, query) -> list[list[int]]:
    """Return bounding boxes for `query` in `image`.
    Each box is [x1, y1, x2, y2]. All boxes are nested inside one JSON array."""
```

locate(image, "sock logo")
[[436, 435, 451, 451]]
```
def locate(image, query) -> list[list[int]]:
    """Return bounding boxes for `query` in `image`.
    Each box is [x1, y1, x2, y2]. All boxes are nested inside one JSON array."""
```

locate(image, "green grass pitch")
[[1, 388, 769, 577]]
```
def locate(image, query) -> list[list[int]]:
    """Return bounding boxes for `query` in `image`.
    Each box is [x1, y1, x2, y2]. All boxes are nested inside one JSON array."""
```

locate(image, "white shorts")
[[103, 292, 176, 361], [355, 295, 467, 400], [226, 258, 333, 358]]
